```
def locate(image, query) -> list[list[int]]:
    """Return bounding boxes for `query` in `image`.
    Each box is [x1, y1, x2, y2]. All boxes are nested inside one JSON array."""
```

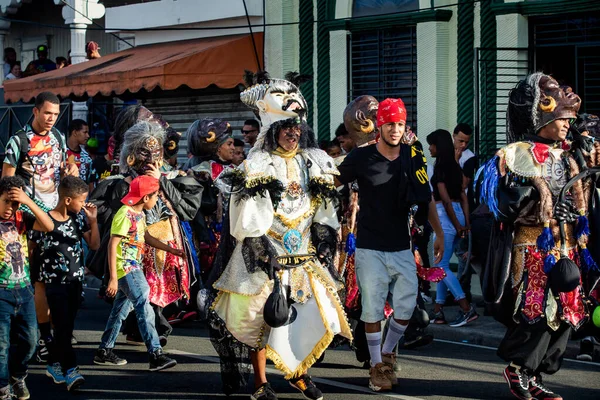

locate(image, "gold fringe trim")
[[306, 263, 352, 339], [209, 290, 224, 311], [265, 271, 334, 380], [211, 280, 270, 297]]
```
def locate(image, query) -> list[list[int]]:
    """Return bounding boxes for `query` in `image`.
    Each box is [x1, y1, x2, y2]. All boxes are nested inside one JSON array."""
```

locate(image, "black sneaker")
[[149, 349, 177, 371], [528, 375, 562, 400], [289, 375, 323, 400], [250, 382, 278, 400], [576, 339, 593, 361], [449, 306, 479, 327], [503, 364, 532, 400], [93, 348, 128, 366]]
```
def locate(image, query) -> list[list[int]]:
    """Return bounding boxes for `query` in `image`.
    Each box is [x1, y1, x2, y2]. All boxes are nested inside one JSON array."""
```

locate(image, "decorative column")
[[0, 22, 7, 85], [55, 0, 105, 121]]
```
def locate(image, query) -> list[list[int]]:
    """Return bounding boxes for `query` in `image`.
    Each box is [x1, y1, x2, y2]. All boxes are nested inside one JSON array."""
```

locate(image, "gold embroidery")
[[275, 198, 320, 229]]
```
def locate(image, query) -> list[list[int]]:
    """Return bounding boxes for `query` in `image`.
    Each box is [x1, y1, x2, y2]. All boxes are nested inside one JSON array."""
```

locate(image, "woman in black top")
[[426, 129, 477, 327]]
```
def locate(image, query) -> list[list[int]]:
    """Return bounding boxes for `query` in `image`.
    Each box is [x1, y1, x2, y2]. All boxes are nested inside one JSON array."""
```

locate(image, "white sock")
[[365, 331, 382, 366], [381, 319, 407, 354]]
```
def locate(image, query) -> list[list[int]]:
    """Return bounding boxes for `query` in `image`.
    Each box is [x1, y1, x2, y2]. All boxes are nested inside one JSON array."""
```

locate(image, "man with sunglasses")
[[241, 119, 260, 149]]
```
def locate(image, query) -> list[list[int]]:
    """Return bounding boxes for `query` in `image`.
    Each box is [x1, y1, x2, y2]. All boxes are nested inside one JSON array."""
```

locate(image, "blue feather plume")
[[536, 226, 555, 253], [477, 156, 504, 219], [345, 232, 356, 256], [181, 221, 200, 274], [576, 215, 590, 239], [581, 247, 600, 273], [543, 253, 556, 274]]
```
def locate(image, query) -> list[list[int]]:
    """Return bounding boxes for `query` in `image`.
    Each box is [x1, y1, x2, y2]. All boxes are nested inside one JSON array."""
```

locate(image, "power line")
[[57, 0, 134, 48], [242, 0, 261, 71], [1, 0, 482, 34]]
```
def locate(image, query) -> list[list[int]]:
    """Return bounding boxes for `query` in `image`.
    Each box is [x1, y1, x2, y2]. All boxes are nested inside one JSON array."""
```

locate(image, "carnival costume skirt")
[[510, 225, 586, 330], [211, 255, 352, 379]]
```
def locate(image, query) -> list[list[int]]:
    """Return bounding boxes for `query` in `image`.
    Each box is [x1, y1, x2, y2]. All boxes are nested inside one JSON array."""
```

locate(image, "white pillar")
[[0, 31, 5, 84], [417, 20, 450, 160], [69, 23, 87, 65], [55, 0, 105, 121]]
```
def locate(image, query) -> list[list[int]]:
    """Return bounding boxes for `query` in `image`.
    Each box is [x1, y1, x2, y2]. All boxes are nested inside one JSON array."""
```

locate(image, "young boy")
[[321, 139, 343, 158], [0, 176, 54, 400], [93, 175, 181, 371], [40, 176, 100, 392]]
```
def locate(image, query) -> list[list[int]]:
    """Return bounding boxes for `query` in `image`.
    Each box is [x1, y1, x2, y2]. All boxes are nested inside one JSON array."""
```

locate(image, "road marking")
[[169, 349, 426, 400], [434, 339, 600, 368], [434, 338, 496, 351]]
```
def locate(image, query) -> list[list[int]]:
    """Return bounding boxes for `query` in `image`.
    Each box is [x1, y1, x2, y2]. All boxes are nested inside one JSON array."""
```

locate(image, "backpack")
[[13, 126, 66, 200]]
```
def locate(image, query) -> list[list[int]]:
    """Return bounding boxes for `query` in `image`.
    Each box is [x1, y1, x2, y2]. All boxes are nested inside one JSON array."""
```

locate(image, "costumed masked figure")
[[208, 72, 352, 399], [183, 119, 235, 281], [478, 73, 597, 400], [162, 127, 183, 174], [89, 110, 202, 340]]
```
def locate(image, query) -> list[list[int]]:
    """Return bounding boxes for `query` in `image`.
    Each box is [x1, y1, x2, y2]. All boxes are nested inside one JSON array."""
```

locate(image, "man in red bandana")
[[338, 98, 444, 392]]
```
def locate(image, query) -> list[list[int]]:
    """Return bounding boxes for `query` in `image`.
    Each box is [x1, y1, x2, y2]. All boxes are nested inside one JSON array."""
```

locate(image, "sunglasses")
[[241, 129, 257, 135]]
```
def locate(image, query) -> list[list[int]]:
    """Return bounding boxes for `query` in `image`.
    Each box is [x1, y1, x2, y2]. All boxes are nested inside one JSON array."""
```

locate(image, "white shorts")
[[355, 248, 417, 322]]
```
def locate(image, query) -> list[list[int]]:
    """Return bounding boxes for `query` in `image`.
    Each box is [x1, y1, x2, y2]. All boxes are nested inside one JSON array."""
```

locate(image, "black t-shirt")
[[337, 145, 411, 252], [90, 156, 113, 184], [39, 212, 89, 284], [431, 162, 464, 202]]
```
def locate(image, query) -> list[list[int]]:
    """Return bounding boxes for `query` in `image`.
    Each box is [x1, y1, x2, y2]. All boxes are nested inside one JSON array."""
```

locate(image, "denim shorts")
[[355, 248, 417, 322]]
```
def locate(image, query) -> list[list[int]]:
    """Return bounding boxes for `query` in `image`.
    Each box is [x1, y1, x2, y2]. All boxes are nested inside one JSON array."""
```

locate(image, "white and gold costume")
[[209, 73, 351, 381]]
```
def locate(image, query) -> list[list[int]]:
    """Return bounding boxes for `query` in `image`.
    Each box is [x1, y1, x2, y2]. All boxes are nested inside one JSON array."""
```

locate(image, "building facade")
[[263, 0, 600, 162]]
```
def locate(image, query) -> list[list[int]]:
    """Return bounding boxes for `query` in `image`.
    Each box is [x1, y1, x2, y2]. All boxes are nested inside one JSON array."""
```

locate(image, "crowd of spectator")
[[3, 41, 101, 82]]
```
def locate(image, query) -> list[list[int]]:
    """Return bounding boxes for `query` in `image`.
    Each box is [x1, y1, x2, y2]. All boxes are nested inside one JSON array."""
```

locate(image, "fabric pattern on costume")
[[481, 140, 589, 330], [210, 147, 352, 380], [143, 192, 191, 307]]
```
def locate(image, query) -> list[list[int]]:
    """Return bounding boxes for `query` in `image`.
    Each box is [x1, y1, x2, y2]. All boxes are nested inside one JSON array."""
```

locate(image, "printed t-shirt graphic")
[[39, 213, 88, 284], [4, 127, 65, 210], [0, 211, 35, 288], [67, 146, 93, 183], [111, 206, 147, 279]]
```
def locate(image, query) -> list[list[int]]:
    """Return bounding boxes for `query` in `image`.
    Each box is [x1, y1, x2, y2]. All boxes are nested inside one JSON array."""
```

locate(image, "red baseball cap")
[[121, 176, 160, 206], [377, 98, 407, 127]]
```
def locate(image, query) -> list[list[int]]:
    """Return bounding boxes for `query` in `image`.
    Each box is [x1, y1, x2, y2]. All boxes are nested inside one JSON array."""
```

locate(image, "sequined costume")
[[208, 73, 351, 395], [183, 119, 235, 279], [479, 73, 596, 384], [211, 146, 352, 375]]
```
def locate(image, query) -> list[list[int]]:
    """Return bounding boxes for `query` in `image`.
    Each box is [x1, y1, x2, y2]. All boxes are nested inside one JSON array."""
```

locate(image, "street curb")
[[425, 305, 582, 359]]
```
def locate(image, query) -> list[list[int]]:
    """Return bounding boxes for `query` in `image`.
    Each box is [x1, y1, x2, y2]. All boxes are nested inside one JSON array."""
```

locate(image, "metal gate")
[[474, 47, 532, 162]]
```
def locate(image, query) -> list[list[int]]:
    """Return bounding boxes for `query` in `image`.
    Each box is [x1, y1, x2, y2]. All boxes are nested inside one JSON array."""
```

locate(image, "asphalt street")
[[24, 288, 600, 400]]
